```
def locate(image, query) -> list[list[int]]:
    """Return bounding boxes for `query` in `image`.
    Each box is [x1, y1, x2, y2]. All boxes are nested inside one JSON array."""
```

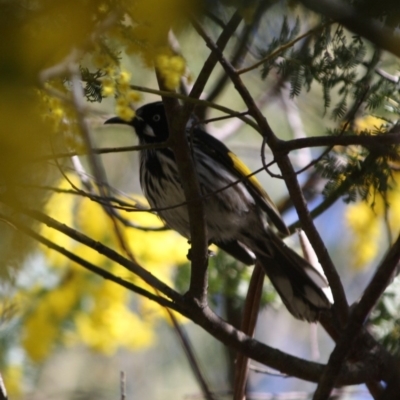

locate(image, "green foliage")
[[316, 137, 400, 204], [259, 16, 300, 80], [80, 67, 104, 103], [174, 251, 278, 315], [260, 20, 371, 118], [370, 275, 400, 353], [256, 15, 400, 206]]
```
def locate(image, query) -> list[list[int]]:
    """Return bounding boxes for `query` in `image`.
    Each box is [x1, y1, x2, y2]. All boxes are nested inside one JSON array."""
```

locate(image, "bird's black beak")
[[104, 116, 129, 125]]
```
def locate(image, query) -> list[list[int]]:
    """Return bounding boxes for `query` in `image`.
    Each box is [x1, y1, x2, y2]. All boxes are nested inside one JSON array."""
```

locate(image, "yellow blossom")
[[127, 90, 141, 102], [155, 53, 186, 90], [2, 365, 22, 397], [118, 71, 131, 85], [102, 81, 116, 97], [346, 200, 381, 269], [22, 301, 59, 361], [116, 96, 130, 107], [36, 178, 189, 358], [116, 105, 135, 121], [354, 115, 387, 133]]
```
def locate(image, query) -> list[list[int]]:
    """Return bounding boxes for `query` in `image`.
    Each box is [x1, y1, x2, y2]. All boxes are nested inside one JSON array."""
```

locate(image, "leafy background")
[[1, 0, 400, 399]]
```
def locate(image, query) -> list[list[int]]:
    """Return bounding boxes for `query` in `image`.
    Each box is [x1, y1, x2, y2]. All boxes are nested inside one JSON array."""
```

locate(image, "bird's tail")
[[254, 232, 332, 322]]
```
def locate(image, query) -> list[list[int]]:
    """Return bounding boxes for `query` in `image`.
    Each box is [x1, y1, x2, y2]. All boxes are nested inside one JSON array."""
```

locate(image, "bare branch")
[[0, 212, 181, 312], [282, 132, 400, 153], [238, 22, 330, 75], [233, 264, 264, 400], [206, 1, 272, 103], [313, 233, 400, 400], [14, 206, 181, 302], [191, 17, 349, 324], [185, 11, 242, 111], [0, 204, 386, 385]]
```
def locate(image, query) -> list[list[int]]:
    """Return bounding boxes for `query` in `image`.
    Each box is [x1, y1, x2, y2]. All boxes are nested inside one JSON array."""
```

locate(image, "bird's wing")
[[214, 240, 255, 265], [194, 129, 289, 235]]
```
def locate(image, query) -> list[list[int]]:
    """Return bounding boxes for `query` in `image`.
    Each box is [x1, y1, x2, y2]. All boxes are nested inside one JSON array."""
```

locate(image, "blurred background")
[[1, 0, 400, 399]]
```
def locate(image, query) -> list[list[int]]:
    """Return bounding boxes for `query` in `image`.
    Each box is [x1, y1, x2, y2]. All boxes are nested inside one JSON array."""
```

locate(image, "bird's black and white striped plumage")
[[105, 101, 331, 321]]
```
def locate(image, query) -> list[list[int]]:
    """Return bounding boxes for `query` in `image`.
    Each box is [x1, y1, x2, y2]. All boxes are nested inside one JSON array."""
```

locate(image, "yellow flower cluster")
[[155, 52, 186, 90], [101, 68, 141, 121], [22, 175, 189, 361], [346, 201, 381, 269], [354, 115, 387, 133], [345, 115, 400, 269], [346, 175, 400, 269], [73, 278, 155, 354], [2, 365, 22, 398], [38, 82, 86, 153], [119, 0, 198, 64], [22, 272, 82, 361]]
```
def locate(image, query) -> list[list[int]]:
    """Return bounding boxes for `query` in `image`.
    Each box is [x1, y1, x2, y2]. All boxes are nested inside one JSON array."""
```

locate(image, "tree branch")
[[282, 132, 400, 152], [313, 233, 400, 399], [0, 212, 181, 312], [191, 305, 380, 385], [298, 0, 400, 59], [2, 202, 386, 385], [191, 17, 349, 325], [233, 263, 264, 400], [12, 206, 181, 302]]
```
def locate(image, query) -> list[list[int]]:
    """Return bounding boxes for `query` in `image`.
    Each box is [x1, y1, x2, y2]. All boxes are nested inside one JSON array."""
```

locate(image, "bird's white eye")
[[152, 114, 161, 122]]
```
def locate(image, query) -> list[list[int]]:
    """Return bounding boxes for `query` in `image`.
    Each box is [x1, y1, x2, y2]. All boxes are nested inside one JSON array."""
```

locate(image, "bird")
[[105, 101, 331, 322]]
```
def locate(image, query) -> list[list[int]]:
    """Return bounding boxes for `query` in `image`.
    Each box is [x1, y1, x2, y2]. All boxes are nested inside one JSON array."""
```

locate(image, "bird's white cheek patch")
[[144, 125, 156, 137]]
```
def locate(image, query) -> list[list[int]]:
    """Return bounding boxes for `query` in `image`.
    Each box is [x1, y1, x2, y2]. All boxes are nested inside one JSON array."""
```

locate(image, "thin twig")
[[206, 1, 271, 103], [248, 365, 289, 378], [163, 309, 216, 400], [13, 206, 181, 302], [0, 206, 383, 384], [129, 84, 259, 131], [120, 371, 126, 400], [34, 130, 400, 163], [233, 264, 265, 400], [192, 18, 349, 323], [237, 23, 330, 75], [282, 132, 400, 153], [0, 212, 181, 312], [185, 11, 242, 111], [34, 142, 170, 162]]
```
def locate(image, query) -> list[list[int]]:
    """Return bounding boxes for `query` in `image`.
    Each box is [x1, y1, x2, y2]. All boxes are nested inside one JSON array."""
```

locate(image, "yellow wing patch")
[[228, 151, 281, 216]]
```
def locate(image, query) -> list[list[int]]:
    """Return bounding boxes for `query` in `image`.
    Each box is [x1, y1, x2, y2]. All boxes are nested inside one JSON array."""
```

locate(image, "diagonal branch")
[[192, 305, 380, 385], [191, 18, 349, 325], [238, 22, 330, 75], [282, 132, 400, 152], [207, 1, 272, 103], [185, 11, 242, 110], [0, 212, 181, 312], [13, 206, 181, 302], [275, 157, 349, 324], [313, 233, 400, 400], [233, 263, 265, 400], [2, 202, 386, 385]]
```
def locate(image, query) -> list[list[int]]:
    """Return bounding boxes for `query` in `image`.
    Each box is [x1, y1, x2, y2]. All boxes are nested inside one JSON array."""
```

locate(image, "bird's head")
[[104, 101, 169, 143]]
